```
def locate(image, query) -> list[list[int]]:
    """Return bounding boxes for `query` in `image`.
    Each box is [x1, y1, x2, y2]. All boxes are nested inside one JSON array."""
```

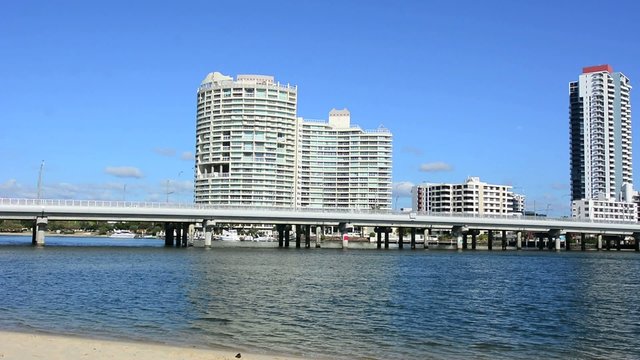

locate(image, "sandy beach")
[[0, 331, 304, 360]]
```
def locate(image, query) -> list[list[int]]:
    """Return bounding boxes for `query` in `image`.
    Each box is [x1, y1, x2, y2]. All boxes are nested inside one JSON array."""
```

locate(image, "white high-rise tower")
[[570, 65, 636, 221]]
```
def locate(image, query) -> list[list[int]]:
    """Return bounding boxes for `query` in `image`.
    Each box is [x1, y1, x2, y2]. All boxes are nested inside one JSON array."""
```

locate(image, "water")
[[1, 235, 639, 359]]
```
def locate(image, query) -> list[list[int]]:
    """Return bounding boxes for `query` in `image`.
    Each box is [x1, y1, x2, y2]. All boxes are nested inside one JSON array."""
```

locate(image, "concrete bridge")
[[1, 198, 639, 251]]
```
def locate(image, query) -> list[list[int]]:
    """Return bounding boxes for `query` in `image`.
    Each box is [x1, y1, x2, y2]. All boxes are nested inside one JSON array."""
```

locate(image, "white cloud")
[[153, 147, 176, 157], [393, 181, 414, 198], [419, 162, 453, 172], [402, 146, 423, 156], [105, 166, 144, 179], [181, 151, 194, 161]]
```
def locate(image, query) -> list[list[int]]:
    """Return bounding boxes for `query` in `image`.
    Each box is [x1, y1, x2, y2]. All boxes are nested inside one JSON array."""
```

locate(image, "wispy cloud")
[[105, 166, 144, 179], [419, 162, 453, 172], [153, 147, 176, 157], [402, 147, 423, 156], [550, 182, 569, 190], [393, 181, 414, 198], [181, 151, 194, 161]]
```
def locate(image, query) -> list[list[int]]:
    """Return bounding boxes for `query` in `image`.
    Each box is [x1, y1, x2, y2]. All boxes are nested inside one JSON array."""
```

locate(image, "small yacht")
[[109, 230, 136, 239], [219, 229, 240, 241]]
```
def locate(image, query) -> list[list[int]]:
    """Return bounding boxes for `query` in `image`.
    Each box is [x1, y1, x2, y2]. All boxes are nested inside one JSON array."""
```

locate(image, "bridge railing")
[[0, 198, 636, 225]]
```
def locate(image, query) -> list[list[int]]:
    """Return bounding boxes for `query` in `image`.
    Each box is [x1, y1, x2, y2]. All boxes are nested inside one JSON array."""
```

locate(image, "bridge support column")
[[315, 226, 322, 248], [606, 237, 611, 251], [597, 234, 602, 251], [284, 225, 290, 248], [424, 228, 430, 249], [384, 228, 389, 249], [164, 223, 174, 247], [175, 225, 182, 248], [488, 231, 493, 251], [338, 222, 348, 249], [31, 217, 48, 246], [398, 228, 404, 249], [616, 236, 622, 251], [277, 225, 284, 248], [462, 234, 468, 250], [305, 225, 311, 248], [566, 233, 572, 251], [410, 228, 416, 250], [501, 230, 507, 250], [555, 235, 561, 251], [295, 225, 301, 249], [376, 227, 382, 249], [516, 231, 522, 250], [204, 220, 214, 247], [538, 234, 544, 250], [581, 233, 586, 251], [634, 232, 640, 252], [471, 232, 477, 250], [548, 236, 553, 250], [182, 223, 189, 247]]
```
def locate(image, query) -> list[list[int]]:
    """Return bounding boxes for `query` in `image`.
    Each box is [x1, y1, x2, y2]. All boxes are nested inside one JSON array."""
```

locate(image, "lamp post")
[[37, 160, 44, 200]]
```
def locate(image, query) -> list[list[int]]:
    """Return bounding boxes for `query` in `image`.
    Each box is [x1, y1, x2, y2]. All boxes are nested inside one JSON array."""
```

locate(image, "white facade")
[[571, 199, 637, 222], [411, 177, 524, 215], [195, 72, 392, 209], [296, 109, 392, 209], [195, 72, 298, 207], [569, 65, 635, 222], [570, 65, 633, 201]]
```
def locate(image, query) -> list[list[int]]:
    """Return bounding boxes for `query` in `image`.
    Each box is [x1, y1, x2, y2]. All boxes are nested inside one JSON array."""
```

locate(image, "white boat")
[[219, 230, 240, 241], [109, 230, 136, 239]]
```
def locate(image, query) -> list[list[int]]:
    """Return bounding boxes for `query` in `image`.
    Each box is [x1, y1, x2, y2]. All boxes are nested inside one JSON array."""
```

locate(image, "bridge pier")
[[384, 227, 389, 249], [616, 236, 622, 251], [398, 228, 404, 249], [410, 228, 416, 250], [305, 225, 311, 248], [277, 225, 284, 248], [581, 233, 586, 251], [339, 222, 348, 249], [295, 224, 301, 249], [31, 216, 48, 246], [315, 226, 322, 248], [462, 234, 468, 250], [597, 234, 602, 251], [175, 225, 182, 248], [606, 237, 611, 251], [284, 225, 290, 248], [164, 223, 175, 247], [204, 220, 214, 247], [181, 223, 189, 247], [566, 233, 572, 251], [471, 231, 477, 250], [555, 235, 561, 251], [501, 230, 507, 250], [376, 227, 382, 249], [516, 231, 522, 250], [634, 232, 640, 252], [424, 228, 430, 249], [488, 230, 493, 251]]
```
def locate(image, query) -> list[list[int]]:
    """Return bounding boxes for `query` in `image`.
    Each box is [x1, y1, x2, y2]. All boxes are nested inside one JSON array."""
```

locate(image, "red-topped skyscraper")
[[570, 65, 636, 221]]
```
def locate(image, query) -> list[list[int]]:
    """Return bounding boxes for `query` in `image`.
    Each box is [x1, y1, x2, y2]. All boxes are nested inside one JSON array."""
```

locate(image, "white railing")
[[0, 198, 638, 225]]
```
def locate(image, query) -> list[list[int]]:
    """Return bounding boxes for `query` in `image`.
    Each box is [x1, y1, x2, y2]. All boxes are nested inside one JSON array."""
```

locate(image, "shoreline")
[[0, 330, 306, 360]]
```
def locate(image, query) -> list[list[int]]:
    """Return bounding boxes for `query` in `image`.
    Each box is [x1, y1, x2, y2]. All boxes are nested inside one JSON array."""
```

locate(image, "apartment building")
[[194, 72, 392, 209], [411, 177, 524, 215]]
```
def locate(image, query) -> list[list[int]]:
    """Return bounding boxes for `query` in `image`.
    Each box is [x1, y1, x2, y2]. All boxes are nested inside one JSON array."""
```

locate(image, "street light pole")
[[37, 160, 44, 200]]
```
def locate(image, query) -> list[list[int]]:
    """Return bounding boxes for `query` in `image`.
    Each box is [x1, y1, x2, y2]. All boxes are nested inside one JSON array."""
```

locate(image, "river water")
[[1, 235, 639, 359]]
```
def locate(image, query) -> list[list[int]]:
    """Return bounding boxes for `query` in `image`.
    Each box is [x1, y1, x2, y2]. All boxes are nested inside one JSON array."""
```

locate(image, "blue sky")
[[1, 0, 639, 215]]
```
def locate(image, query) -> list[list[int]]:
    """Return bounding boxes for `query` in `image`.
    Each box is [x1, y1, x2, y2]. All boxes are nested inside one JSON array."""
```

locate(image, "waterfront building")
[[296, 109, 392, 209], [195, 72, 298, 207], [569, 65, 635, 221], [411, 177, 524, 215], [195, 72, 392, 209], [571, 198, 636, 222]]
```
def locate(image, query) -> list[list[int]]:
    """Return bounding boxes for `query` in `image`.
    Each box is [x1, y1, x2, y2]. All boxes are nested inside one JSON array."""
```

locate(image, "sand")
[[0, 331, 304, 360]]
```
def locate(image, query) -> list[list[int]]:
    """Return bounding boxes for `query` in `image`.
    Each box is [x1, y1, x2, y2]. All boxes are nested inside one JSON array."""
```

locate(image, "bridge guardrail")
[[0, 198, 636, 225]]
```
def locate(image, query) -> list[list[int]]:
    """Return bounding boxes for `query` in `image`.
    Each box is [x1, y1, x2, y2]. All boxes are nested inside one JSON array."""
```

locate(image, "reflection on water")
[[1, 235, 639, 359]]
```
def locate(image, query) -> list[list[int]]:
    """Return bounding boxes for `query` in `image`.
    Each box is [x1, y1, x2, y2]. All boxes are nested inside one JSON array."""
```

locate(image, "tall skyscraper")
[[195, 72, 298, 207], [194, 72, 392, 209], [569, 64, 632, 202]]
